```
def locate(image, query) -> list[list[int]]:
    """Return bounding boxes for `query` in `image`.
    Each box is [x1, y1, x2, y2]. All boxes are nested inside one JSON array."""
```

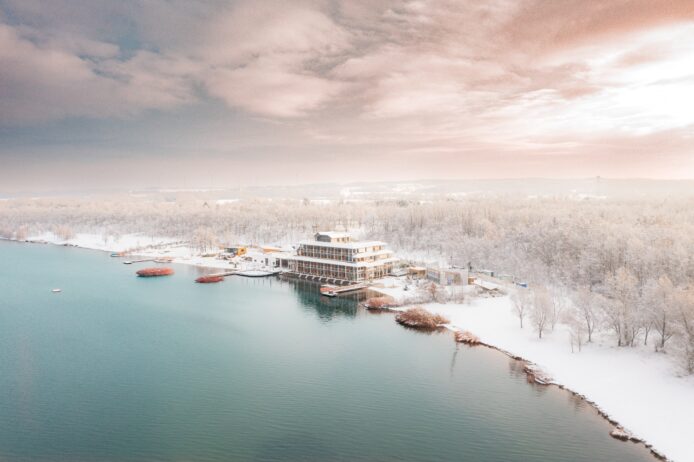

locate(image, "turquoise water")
[[0, 240, 657, 462]]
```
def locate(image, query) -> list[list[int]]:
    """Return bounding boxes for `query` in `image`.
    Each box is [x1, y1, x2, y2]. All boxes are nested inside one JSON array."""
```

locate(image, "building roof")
[[316, 231, 351, 239], [475, 280, 501, 291], [299, 240, 388, 249]]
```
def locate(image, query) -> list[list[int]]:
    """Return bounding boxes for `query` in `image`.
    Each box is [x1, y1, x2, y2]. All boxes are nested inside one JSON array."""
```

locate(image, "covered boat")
[[136, 267, 174, 277], [195, 275, 224, 283]]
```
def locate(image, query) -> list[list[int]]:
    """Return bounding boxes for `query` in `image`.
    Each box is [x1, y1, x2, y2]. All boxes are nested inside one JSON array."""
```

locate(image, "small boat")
[[136, 267, 174, 277], [322, 291, 337, 297], [52, 288, 62, 293], [195, 275, 224, 283]]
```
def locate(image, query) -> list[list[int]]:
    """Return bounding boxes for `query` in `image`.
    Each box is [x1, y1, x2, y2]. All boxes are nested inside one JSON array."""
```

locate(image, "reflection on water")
[[287, 279, 370, 320]]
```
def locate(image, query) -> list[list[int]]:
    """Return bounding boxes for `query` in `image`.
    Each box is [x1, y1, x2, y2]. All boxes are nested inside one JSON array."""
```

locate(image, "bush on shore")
[[454, 330, 480, 345], [396, 307, 449, 330], [364, 296, 397, 309]]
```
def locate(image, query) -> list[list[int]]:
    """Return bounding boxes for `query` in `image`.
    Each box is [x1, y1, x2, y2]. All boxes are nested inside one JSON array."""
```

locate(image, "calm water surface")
[[0, 241, 657, 462]]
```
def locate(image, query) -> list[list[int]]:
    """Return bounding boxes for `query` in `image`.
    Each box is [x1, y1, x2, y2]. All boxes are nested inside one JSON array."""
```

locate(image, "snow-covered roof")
[[316, 231, 351, 239], [299, 240, 388, 249], [475, 280, 501, 291]]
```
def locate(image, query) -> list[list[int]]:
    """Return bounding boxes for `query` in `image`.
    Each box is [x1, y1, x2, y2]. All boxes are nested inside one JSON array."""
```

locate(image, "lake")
[[0, 240, 657, 461]]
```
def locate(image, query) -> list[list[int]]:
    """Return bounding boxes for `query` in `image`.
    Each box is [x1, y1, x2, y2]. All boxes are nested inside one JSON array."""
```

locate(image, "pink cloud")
[[1, 0, 693, 181]]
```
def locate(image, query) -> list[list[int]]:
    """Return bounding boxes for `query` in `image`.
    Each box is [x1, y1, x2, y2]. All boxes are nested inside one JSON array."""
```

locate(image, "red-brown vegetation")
[[364, 296, 397, 309], [395, 307, 449, 330], [454, 330, 481, 345]]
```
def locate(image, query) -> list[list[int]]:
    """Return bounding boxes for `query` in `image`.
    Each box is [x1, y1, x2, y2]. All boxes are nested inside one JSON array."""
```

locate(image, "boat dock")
[[204, 269, 280, 278], [124, 257, 174, 265], [320, 282, 368, 297], [205, 271, 238, 277], [123, 258, 157, 265]]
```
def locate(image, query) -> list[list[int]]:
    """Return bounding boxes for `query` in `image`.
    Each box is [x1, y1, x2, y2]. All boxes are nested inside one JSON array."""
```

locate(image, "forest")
[[1, 194, 693, 373]]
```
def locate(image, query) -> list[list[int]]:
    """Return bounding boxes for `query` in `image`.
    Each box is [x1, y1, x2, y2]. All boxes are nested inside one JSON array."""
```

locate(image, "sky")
[[1, 0, 693, 192]]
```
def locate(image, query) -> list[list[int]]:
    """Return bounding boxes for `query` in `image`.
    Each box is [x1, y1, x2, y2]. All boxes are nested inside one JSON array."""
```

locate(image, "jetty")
[[320, 282, 368, 297], [123, 258, 155, 265], [205, 271, 237, 277]]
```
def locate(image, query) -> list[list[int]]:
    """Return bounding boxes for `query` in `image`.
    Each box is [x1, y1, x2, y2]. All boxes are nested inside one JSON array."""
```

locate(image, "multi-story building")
[[289, 232, 397, 283]]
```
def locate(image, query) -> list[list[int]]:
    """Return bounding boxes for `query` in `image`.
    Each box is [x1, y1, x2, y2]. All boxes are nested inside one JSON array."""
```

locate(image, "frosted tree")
[[531, 288, 552, 339], [644, 276, 676, 351], [511, 289, 532, 329], [571, 286, 601, 343], [604, 267, 640, 347], [674, 289, 694, 373], [15, 225, 29, 240], [548, 287, 567, 331], [565, 309, 587, 353], [191, 227, 218, 253]]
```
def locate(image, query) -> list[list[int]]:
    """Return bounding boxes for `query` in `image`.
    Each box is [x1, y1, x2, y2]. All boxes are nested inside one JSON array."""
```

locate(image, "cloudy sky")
[[1, 0, 693, 192]]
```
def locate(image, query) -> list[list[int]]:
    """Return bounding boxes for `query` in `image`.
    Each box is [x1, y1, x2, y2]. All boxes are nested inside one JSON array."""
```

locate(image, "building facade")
[[426, 266, 469, 286], [289, 232, 397, 283]]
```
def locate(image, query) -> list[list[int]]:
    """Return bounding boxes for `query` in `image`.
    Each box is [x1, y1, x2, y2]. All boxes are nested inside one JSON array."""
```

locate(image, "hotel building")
[[289, 232, 398, 284]]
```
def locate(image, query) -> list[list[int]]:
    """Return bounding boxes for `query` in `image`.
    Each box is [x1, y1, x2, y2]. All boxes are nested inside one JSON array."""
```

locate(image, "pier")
[[205, 271, 237, 277], [124, 258, 155, 264], [320, 282, 368, 297]]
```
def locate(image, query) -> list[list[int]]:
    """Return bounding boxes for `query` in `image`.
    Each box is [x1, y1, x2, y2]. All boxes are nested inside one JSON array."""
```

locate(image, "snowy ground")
[[25, 231, 178, 253], [372, 281, 694, 462], [21, 232, 273, 272]]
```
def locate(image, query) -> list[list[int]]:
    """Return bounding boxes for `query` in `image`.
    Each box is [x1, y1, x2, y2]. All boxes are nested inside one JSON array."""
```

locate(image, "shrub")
[[365, 296, 397, 309], [395, 307, 449, 330]]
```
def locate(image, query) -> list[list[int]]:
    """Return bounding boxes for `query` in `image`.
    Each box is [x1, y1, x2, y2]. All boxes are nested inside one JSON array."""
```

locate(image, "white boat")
[[52, 288, 62, 293]]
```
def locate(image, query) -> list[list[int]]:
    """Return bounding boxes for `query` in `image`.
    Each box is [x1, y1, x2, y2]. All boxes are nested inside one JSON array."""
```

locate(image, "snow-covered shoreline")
[[371, 282, 693, 462], [6, 235, 693, 461], [14, 232, 247, 271]]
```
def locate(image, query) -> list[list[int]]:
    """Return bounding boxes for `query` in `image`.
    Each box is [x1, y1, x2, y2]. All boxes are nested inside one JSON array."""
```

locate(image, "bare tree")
[[548, 287, 567, 331], [571, 286, 601, 343], [191, 227, 217, 253], [566, 309, 586, 353], [531, 288, 552, 339], [674, 289, 694, 373], [604, 267, 640, 347], [511, 289, 532, 329], [644, 276, 676, 351]]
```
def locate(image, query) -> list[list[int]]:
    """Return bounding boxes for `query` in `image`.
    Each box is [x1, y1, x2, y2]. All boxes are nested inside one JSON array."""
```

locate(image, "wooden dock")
[[123, 258, 155, 265], [320, 282, 368, 297], [124, 257, 173, 265]]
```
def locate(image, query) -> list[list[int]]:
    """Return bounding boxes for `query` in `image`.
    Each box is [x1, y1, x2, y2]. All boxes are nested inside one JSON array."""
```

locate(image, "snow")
[[411, 296, 694, 462], [215, 198, 239, 205], [21, 232, 267, 272], [26, 232, 179, 253]]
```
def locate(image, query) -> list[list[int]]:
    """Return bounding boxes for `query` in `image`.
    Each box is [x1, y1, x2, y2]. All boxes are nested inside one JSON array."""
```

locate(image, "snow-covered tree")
[[644, 276, 676, 351], [531, 288, 552, 339], [511, 289, 532, 329]]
